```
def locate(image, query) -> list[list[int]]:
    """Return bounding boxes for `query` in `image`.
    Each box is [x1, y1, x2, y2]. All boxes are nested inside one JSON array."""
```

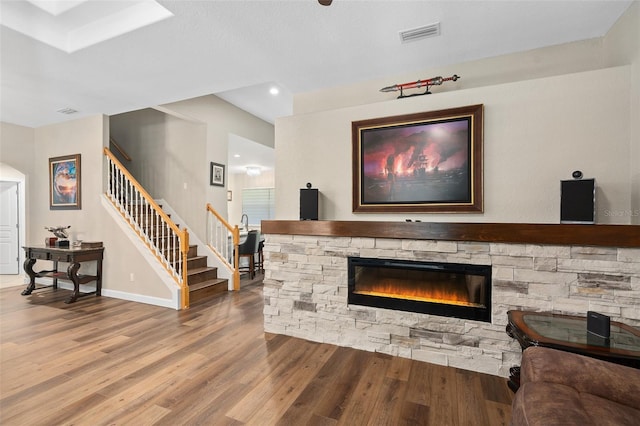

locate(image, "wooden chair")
[[237, 230, 260, 279], [255, 239, 264, 274]]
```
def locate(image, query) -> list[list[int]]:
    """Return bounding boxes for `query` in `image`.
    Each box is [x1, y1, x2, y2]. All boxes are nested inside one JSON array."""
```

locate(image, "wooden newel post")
[[181, 229, 190, 309], [233, 225, 240, 291]]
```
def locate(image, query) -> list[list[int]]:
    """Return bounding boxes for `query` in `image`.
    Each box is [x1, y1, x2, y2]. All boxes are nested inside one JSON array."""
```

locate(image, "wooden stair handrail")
[[109, 137, 132, 162], [206, 203, 240, 290], [103, 147, 190, 309], [104, 147, 182, 237], [206, 203, 235, 235]]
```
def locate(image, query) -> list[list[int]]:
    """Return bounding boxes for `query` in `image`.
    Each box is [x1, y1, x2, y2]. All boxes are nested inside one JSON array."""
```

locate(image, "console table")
[[22, 245, 104, 304]]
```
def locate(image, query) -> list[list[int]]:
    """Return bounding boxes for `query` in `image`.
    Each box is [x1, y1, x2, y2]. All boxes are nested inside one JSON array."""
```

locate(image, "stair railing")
[[109, 137, 132, 162], [103, 147, 190, 309], [206, 203, 240, 290]]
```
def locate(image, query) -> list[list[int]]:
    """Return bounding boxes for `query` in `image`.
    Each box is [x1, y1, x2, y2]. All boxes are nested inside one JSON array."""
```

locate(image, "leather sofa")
[[510, 346, 640, 426]]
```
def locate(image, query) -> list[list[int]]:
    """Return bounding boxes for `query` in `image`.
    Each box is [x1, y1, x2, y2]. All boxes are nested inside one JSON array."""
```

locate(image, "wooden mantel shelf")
[[261, 221, 640, 248]]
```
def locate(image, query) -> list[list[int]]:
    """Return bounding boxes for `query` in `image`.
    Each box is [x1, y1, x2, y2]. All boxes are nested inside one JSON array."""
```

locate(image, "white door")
[[0, 181, 20, 274]]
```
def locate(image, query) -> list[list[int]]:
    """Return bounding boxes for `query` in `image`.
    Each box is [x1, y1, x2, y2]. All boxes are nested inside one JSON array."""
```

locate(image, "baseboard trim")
[[29, 278, 179, 310], [101, 288, 178, 309]]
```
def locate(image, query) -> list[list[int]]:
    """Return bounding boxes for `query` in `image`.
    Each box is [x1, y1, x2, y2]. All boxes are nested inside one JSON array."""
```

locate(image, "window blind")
[[242, 188, 275, 225]]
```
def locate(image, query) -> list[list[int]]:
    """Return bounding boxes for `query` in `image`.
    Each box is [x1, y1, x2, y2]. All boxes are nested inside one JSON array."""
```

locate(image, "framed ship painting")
[[352, 104, 483, 213]]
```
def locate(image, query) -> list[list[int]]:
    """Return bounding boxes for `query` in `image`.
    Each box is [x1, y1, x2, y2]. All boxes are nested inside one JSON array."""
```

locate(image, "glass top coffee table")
[[506, 310, 640, 391]]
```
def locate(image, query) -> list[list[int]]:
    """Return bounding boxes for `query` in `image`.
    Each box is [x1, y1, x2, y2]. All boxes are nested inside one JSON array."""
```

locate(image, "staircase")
[[185, 244, 228, 303], [150, 208, 229, 305], [104, 146, 231, 308]]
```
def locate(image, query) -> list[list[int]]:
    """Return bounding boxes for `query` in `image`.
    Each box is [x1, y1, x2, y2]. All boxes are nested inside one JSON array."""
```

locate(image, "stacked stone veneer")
[[262, 234, 640, 377]]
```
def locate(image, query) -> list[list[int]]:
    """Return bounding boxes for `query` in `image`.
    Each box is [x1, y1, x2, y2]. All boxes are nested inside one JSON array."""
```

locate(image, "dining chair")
[[237, 230, 260, 279]]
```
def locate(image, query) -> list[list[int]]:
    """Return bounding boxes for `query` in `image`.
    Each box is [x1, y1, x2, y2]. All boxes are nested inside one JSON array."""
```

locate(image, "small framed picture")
[[210, 162, 225, 187]]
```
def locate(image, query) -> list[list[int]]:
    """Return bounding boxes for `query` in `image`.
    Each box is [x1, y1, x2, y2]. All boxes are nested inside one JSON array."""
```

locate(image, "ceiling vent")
[[56, 108, 78, 115], [399, 22, 441, 43]]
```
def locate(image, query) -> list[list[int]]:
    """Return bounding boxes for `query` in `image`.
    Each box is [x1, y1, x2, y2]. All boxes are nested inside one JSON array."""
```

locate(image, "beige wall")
[[31, 116, 106, 247], [100, 203, 174, 302], [111, 95, 274, 241], [0, 93, 273, 307], [276, 66, 632, 224], [1, 116, 174, 302], [228, 170, 275, 228], [603, 1, 639, 223], [293, 36, 604, 117], [279, 4, 639, 224], [0, 122, 35, 175], [33, 116, 174, 300], [0, 122, 34, 248], [110, 108, 209, 239]]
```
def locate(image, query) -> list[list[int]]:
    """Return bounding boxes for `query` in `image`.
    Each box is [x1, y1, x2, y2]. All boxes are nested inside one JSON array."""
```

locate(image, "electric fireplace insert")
[[348, 257, 491, 322]]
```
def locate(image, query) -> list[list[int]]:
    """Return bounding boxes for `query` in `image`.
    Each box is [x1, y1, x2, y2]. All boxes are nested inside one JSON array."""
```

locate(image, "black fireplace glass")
[[348, 257, 492, 322]]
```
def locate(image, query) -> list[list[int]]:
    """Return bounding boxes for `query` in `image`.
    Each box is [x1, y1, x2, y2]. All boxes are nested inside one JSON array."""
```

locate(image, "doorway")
[[0, 181, 20, 274]]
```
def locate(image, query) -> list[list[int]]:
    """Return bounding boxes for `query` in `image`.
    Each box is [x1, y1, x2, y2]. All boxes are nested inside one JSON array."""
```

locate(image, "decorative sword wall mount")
[[380, 74, 460, 99]]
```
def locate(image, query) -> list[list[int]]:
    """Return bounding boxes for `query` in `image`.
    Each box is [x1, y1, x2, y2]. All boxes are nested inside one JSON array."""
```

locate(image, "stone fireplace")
[[348, 257, 491, 322], [261, 221, 640, 377]]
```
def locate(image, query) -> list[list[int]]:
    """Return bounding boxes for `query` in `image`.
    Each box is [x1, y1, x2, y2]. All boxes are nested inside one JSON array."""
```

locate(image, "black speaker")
[[587, 311, 611, 338], [560, 178, 595, 223], [300, 188, 319, 220]]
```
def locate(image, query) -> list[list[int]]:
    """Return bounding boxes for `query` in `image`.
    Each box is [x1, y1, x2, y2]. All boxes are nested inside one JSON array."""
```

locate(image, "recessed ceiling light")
[[269, 87, 280, 96], [234, 154, 240, 158]]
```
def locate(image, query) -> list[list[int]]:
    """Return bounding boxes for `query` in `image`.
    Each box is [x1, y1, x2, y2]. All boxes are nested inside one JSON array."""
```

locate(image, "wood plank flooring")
[[0, 278, 513, 425]]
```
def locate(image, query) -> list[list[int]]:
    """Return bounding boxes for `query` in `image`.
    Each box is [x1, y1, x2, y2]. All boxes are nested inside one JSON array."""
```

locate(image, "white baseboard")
[[101, 196, 181, 308], [101, 288, 178, 309], [33, 277, 179, 310]]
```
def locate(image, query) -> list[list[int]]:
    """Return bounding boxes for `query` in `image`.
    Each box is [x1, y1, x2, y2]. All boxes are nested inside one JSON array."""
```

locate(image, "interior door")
[[0, 181, 20, 274]]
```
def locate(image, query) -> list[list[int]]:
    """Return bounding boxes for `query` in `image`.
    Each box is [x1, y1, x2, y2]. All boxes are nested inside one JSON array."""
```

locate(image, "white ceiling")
[[0, 0, 632, 133], [1, 0, 174, 53]]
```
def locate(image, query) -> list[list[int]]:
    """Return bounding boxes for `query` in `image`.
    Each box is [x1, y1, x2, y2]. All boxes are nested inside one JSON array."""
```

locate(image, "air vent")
[[56, 108, 78, 115], [399, 22, 440, 43]]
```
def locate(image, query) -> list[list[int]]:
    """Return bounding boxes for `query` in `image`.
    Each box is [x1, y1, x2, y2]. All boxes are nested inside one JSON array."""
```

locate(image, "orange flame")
[[355, 277, 479, 308]]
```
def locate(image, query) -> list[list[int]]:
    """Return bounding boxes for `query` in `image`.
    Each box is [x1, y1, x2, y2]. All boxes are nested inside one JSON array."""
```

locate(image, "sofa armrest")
[[520, 346, 640, 409]]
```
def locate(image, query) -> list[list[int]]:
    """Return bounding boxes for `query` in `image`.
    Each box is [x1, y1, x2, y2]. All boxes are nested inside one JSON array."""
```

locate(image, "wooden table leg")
[[21, 258, 37, 296], [52, 260, 58, 289], [508, 366, 521, 392], [96, 258, 102, 297], [506, 321, 524, 392], [506, 322, 516, 339], [65, 262, 81, 304]]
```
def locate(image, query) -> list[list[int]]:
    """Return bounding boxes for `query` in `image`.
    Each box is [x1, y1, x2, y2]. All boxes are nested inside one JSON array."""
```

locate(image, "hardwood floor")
[[0, 277, 513, 425]]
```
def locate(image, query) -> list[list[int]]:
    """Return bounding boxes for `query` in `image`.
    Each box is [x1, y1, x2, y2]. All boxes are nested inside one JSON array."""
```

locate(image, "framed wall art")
[[210, 162, 225, 187], [49, 154, 81, 210], [352, 104, 483, 213]]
